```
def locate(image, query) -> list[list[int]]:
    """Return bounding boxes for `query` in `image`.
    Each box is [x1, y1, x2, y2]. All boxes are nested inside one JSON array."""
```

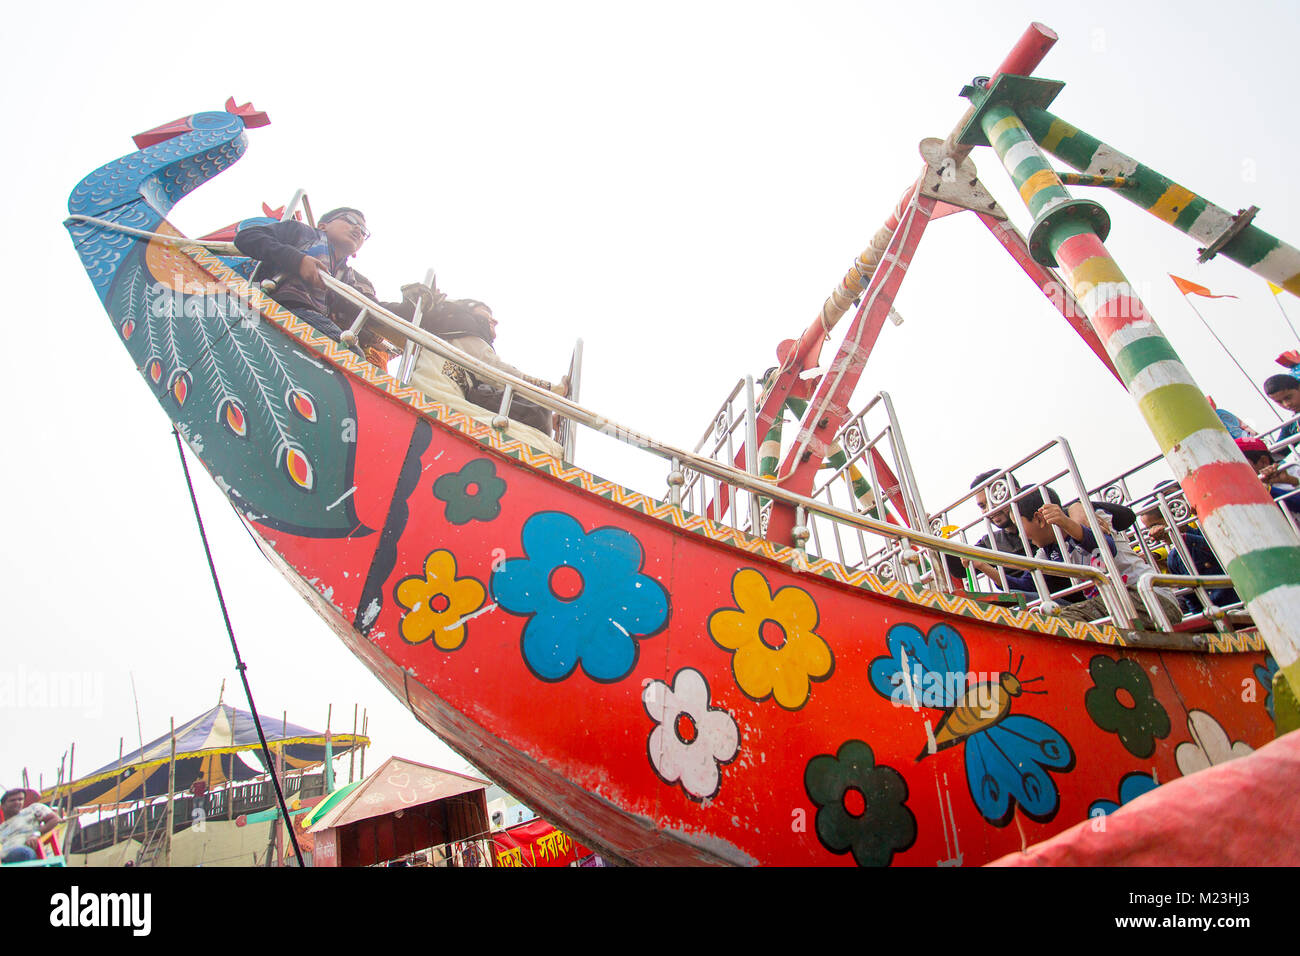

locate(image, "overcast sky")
[[4, 1, 1298, 800]]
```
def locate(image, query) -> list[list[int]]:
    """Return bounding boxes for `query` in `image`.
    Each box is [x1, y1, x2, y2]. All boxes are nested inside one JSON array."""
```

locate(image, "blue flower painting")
[[492, 512, 669, 682], [1089, 771, 1160, 818]]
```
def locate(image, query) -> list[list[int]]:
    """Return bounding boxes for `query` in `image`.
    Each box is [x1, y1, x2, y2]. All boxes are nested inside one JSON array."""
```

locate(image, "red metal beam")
[[708, 23, 1060, 537], [976, 212, 1122, 383], [992, 22, 1058, 81], [767, 190, 938, 544]]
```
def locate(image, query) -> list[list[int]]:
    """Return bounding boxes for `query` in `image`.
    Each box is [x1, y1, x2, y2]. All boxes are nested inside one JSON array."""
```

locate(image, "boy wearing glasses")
[[235, 207, 431, 352]]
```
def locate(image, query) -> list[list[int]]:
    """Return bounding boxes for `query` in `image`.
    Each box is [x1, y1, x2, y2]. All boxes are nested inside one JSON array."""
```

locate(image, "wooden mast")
[[164, 717, 176, 867]]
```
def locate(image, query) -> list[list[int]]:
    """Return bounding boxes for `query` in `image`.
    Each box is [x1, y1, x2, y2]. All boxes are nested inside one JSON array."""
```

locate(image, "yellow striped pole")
[[1022, 107, 1300, 297], [970, 95, 1300, 695]]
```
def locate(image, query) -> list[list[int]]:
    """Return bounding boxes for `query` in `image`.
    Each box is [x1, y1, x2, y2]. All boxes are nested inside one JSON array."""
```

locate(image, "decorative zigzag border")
[[186, 244, 1266, 655]]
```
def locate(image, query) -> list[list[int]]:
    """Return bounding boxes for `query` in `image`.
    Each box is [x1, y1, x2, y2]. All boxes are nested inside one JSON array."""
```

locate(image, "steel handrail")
[[1137, 571, 1240, 633], [280, 267, 1129, 602]]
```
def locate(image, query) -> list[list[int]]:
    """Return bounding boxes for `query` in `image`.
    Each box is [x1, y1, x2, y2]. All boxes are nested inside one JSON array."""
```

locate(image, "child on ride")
[[1008, 487, 1180, 631]]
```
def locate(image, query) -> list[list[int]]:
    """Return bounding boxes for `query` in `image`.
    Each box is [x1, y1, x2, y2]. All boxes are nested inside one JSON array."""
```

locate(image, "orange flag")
[[1169, 274, 1237, 299]]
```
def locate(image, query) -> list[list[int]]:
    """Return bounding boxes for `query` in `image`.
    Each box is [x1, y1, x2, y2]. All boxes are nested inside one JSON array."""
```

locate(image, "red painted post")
[[766, 190, 938, 544]]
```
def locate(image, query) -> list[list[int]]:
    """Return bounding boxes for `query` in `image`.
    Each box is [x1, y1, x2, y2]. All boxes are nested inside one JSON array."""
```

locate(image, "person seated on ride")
[[1008, 487, 1181, 630], [410, 298, 569, 435], [0, 789, 61, 864], [1063, 498, 1138, 538], [1136, 482, 1239, 616], [1264, 372, 1300, 450], [233, 207, 433, 364], [985, 484, 1084, 604], [944, 471, 1070, 599], [1063, 498, 1162, 600], [1236, 436, 1300, 516]]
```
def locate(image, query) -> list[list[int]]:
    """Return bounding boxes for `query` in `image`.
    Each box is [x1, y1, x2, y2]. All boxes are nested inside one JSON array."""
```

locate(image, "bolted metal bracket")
[[1027, 198, 1111, 266], [956, 73, 1067, 148], [918, 138, 1006, 219], [1197, 205, 1259, 263]]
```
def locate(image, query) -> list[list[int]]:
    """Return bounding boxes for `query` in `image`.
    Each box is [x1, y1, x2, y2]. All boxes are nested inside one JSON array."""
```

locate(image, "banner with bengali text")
[[491, 819, 591, 867]]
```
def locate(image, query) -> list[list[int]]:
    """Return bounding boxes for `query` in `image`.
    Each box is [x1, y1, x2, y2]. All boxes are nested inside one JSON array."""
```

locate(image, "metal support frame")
[[1017, 103, 1300, 297], [963, 80, 1300, 691], [767, 182, 938, 544], [288, 269, 1120, 603]]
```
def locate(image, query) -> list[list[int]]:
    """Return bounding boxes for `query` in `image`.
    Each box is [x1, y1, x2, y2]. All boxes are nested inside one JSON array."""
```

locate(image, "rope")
[[778, 188, 925, 482], [171, 428, 305, 868], [65, 214, 240, 256]]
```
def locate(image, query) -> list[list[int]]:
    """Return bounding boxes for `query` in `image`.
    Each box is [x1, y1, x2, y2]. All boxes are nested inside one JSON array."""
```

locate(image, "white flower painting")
[[644, 668, 740, 801], [1174, 710, 1254, 777]]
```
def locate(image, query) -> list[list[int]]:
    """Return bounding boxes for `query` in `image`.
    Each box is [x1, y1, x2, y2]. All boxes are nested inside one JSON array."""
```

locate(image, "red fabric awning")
[[989, 728, 1300, 866]]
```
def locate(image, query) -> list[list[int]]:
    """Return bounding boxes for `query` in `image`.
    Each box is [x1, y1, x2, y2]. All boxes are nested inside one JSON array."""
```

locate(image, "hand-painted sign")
[[491, 819, 590, 868]]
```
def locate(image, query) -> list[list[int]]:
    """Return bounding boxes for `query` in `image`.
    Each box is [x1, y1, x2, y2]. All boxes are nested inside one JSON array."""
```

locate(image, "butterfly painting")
[[869, 622, 1074, 827]]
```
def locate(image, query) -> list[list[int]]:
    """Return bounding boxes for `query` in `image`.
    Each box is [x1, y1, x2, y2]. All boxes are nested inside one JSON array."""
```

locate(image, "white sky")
[[4, 1, 1298, 798]]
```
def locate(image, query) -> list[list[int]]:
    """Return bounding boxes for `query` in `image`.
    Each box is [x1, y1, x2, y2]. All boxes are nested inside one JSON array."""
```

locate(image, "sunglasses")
[[330, 213, 370, 240]]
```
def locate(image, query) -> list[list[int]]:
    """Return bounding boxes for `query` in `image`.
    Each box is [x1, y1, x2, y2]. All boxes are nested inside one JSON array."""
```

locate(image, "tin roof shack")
[[306, 757, 491, 867]]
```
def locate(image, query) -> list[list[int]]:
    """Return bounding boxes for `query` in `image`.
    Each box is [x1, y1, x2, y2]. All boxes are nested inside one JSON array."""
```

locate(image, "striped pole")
[[756, 394, 880, 515], [1020, 107, 1300, 297], [723, 25, 1063, 538], [981, 103, 1300, 695]]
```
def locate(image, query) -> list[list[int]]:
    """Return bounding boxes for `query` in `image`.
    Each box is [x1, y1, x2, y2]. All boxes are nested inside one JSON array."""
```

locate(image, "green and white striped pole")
[[756, 392, 878, 516], [1020, 107, 1300, 297], [975, 100, 1300, 696]]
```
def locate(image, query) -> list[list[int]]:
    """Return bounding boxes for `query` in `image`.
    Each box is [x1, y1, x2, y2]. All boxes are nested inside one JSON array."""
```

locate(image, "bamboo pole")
[[66, 743, 75, 820], [324, 704, 333, 793], [349, 704, 358, 784], [129, 671, 147, 800], [165, 717, 176, 868], [360, 711, 368, 779], [113, 737, 123, 847], [275, 711, 286, 868]]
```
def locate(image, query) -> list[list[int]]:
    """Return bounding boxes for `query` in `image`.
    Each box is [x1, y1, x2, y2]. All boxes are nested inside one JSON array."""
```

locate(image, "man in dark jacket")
[[234, 207, 431, 354], [412, 298, 568, 434], [945, 470, 1071, 598]]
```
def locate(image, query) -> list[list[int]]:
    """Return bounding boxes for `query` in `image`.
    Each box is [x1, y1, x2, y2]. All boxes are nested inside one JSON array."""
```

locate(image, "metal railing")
[[1073, 412, 1300, 631], [924, 438, 1139, 628], [802, 392, 948, 592], [296, 270, 1128, 620], [681, 376, 762, 534], [70, 773, 327, 855]]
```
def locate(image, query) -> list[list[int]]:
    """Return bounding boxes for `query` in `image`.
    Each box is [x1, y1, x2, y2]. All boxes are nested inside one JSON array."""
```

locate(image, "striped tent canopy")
[[42, 704, 368, 810]]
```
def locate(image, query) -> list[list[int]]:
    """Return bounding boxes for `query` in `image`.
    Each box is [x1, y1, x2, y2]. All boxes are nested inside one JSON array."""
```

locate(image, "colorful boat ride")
[[65, 23, 1298, 866]]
